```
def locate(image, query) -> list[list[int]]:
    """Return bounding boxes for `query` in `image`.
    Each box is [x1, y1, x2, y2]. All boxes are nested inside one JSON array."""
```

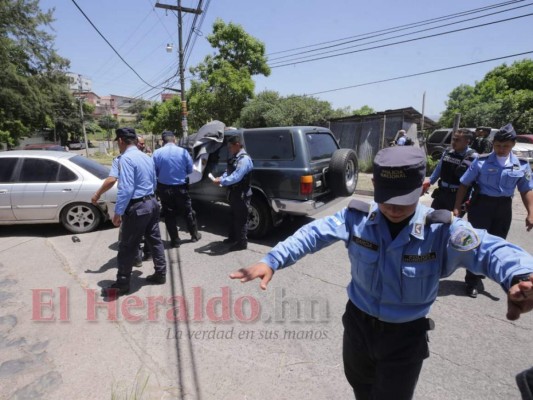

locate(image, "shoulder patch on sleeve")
[[347, 199, 371, 213], [425, 209, 453, 225], [450, 227, 480, 251]]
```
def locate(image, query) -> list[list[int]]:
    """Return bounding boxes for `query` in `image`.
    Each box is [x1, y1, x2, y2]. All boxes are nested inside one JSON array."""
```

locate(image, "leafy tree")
[[140, 97, 183, 136], [440, 59, 533, 132], [98, 115, 119, 141], [0, 0, 75, 147], [187, 19, 270, 129]]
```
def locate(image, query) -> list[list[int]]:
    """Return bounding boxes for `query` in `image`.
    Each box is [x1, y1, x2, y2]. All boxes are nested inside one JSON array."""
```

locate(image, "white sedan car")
[[0, 151, 116, 233]]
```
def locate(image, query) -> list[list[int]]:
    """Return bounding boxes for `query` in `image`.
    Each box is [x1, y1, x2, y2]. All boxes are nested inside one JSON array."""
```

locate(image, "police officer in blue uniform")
[[104, 128, 167, 296], [213, 135, 253, 252], [230, 146, 533, 400], [454, 123, 533, 298], [153, 131, 201, 248], [424, 128, 477, 212]]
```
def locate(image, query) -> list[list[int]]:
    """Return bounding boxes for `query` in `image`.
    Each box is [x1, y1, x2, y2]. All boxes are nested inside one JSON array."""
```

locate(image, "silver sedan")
[[0, 151, 116, 233]]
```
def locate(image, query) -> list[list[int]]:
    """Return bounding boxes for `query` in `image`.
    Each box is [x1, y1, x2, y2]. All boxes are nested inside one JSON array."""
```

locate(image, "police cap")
[[227, 135, 243, 145], [494, 123, 516, 142], [161, 130, 175, 140], [114, 127, 136, 141], [373, 146, 426, 205]]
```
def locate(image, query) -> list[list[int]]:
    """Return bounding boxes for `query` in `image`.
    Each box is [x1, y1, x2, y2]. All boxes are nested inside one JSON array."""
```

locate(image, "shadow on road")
[[438, 278, 500, 301]]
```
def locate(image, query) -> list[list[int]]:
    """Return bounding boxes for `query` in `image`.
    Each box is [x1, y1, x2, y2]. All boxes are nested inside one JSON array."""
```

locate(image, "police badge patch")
[[450, 227, 480, 251]]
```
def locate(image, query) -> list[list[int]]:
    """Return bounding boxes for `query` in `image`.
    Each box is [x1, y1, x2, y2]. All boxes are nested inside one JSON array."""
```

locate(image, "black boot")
[[103, 282, 130, 297], [146, 272, 166, 284], [228, 241, 247, 252]]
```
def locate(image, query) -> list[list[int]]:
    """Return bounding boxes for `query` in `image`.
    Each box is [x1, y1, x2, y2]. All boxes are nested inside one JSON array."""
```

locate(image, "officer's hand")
[[525, 215, 533, 232], [213, 177, 221, 184], [452, 208, 461, 217], [112, 214, 122, 227], [229, 262, 274, 290], [506, 275, 533, 321], [91, 193, 100, 205], [422, 179, 430, 194]]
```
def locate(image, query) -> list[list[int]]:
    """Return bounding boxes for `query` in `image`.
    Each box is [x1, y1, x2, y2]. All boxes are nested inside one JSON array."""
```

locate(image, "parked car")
[[425, 127, 498, 160], [512, 141, 533, 165], [67, 140, 87, 150], [0, 151, 116, 233], [23, 143, 66, 151], [516, 134, 533, 144], [186, 126, 358, 238]]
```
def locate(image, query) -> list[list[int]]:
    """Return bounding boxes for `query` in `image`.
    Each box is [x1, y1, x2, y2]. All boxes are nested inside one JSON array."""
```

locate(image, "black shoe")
[[190, 232, 202, 242], [146, 272, 166, 284], [516, 367, 533, 400], [228, 241, 247, 252], [134, 258, 143, 268], [466, 285, 478, 298], [170, 238, 180, 248], [223, 238, 236, 244], [103, 282, 129, 297]]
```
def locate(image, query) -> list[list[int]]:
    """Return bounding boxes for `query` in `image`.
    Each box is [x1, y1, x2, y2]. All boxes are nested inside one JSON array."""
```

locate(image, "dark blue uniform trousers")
[[117, 197, 166, 286], [342, 300, 430, 400], [228, 189, 250, 243]]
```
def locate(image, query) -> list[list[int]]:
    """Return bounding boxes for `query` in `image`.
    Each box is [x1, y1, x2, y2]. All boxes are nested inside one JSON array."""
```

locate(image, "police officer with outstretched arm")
[[152, 130, 201, 248], [230, 146, 533, 400], [454, 123, 533, 298], [424, 128, 477, 213], [213, 135, 253, 252], [104, 128, 167, 296]]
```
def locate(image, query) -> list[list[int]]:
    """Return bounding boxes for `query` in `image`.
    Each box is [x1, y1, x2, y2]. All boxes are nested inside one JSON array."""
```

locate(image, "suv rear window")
[[69, 155, 109, 179], [244, 130, 294, 160], [306, 132, 338, 161]]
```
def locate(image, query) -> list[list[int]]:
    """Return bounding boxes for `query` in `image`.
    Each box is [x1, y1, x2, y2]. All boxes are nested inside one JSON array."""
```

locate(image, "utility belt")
[[128, 194, 155, 206], [157, 182, 187, 189], [438, 181, 459, 192], [478, 194, 512, 201], [348, 301, 435, 333]]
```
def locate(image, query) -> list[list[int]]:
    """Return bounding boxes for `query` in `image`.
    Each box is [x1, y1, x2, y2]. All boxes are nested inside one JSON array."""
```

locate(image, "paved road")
[[0, 193, 532, 399]]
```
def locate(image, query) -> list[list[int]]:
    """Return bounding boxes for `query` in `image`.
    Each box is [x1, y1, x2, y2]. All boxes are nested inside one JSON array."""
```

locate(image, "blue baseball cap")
[[161, 131, 175, 140], [114, 127, 136, 141]]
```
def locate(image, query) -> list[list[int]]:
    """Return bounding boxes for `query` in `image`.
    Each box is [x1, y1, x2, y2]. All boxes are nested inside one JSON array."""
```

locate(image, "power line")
[[70, 0, 162, 90], [305, 51, 533, 96], [269, 1, 531, 62], [268, 0, 523, 56], [270, 12, 533, 68]]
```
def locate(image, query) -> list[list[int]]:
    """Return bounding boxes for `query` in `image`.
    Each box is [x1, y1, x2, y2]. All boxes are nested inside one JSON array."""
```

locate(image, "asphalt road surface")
[[0, 192, 531, 399]]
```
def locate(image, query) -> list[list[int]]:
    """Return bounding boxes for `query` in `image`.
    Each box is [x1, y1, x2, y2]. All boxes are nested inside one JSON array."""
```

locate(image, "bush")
[[426, 156, 438, 176]]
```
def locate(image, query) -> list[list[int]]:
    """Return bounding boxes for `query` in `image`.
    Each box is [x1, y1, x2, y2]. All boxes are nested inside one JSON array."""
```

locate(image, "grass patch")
[[89, 152, 117, 166]]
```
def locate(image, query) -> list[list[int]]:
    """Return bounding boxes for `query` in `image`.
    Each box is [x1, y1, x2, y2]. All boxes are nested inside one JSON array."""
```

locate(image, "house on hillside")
[[328, 107, 436, 165]]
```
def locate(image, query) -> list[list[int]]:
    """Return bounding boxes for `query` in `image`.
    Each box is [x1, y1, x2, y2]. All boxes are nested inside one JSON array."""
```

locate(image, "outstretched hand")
[[507, 275, 533, 321], [229, 262, 274, 290]]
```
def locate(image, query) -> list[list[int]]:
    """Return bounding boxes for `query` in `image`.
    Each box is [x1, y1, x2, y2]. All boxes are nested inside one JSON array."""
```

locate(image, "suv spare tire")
[[328, 149, 358, 196]]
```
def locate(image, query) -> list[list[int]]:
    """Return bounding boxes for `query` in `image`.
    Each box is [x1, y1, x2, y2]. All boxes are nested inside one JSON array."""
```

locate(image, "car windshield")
[[69, 155, 109, 179]]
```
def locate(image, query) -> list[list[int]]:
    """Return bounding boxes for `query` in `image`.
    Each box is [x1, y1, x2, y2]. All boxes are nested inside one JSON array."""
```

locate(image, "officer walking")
[[104, 128, 167, 296], [471, 126, 493, 154], [424, 128, 477, 212], [230, 146, 533, 400], [454, 123, 533, 298], [152, 131, 201, 248], [213, 135, 253, 252]]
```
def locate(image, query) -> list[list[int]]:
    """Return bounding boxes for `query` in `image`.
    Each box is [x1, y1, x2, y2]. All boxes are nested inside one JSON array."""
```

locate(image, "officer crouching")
[[213, 135, 253, 252]]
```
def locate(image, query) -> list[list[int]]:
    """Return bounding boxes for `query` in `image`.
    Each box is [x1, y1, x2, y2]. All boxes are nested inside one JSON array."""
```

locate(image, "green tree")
[[187, 19, 270, 129], [0, 0, 74, 147], [440, 59, 533, 132]]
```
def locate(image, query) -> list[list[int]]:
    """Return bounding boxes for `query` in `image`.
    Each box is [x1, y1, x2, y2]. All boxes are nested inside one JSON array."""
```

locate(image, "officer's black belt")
[[129, 194, 155, 205], [478, 194, 512, 201], [439, 186, 458, 193], [348, 301, 435, 332], [158, 182, 186, 188]]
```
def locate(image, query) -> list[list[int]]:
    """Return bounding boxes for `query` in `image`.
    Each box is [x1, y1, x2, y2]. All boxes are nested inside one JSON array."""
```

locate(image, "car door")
[[0, 158, 18, 221], [11, 158, 82, 221], [189, 143, 229, 202]]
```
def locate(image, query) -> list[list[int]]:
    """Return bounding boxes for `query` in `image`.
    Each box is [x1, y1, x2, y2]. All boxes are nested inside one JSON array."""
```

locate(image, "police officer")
[[104, 128, 167, 296], [424, 128, 477, 212], [152, 131, 201, 248], [453, 123, 533, 298], [230, 146, 533, 400], [471, 126, 493, 154], [213, 135, 253, 252]]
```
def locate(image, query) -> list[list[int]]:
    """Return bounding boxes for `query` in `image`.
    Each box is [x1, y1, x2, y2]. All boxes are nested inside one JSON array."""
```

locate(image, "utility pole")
[[77, 74, 90, 157], [155, 1, 202, 138]]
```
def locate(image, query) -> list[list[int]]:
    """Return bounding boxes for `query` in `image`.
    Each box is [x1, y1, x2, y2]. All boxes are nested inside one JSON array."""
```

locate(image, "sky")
[[38, 0, 533, 120]]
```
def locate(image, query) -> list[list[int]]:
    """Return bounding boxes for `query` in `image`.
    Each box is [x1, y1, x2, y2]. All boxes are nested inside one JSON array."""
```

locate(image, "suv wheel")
[[60, 202, 102, 233], [248, 195, 272, 239], [328, 149, 358, 196]]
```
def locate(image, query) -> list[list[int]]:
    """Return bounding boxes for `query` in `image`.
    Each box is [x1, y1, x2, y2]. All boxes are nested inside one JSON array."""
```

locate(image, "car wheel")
[[328, 149, 359, 196], [60, 203, 102, 233], [248, 195, 272, 239]]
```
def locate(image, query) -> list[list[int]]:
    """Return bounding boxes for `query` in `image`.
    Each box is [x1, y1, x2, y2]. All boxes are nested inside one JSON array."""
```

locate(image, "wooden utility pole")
[[155, 2, 202, 138]]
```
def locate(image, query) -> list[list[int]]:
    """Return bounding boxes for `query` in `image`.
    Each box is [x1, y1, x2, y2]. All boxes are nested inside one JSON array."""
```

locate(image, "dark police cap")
[[161, 131, 175, 140], [227, 135, 243, 145], [373, 146, 426, 205], [494, 123, 516, 141], [114, 127, 136, 141]]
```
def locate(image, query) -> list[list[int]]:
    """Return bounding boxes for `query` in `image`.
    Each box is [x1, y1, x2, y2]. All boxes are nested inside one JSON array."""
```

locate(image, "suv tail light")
[[300, 175, 313, 195]]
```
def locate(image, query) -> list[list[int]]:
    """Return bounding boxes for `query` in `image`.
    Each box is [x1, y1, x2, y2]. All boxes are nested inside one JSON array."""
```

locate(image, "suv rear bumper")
[[270, 196, 347, 216]]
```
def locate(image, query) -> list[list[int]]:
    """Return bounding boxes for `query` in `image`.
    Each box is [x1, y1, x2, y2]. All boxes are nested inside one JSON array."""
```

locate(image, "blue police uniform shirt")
[[109, 155, 121, 179], [260, 202, 533, 323], [114, 146, 157, 215], [460, 152, 533, 196], [429, 147, 474, 185], [220, 149, 253, 186], [396, 136, 406, 146], [152, 143, 193, 185]]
